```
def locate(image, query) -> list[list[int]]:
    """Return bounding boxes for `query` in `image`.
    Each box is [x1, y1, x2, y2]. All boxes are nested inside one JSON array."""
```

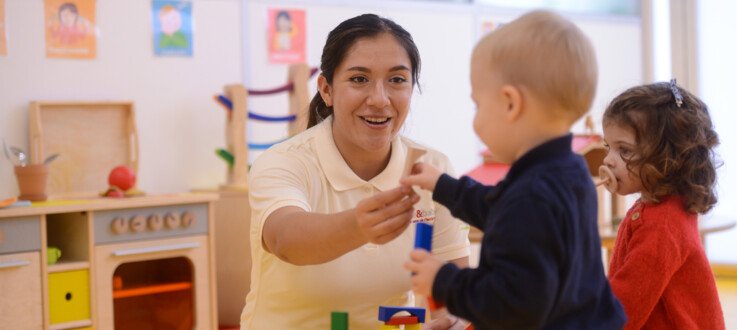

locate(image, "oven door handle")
[[0, 260, 31, 269], [111, 242, 201, 257]]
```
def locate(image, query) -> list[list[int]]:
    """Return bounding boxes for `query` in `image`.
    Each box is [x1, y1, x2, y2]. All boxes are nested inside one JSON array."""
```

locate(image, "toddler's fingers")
[[404, 260, 416, 272], [410, 162, 426, 175], [399, 175, 419, 187], [409, 249, 430, 261]]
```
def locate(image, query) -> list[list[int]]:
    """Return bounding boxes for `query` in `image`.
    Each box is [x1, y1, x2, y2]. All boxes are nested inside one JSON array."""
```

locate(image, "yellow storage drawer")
[[48, 269, 91, 324]]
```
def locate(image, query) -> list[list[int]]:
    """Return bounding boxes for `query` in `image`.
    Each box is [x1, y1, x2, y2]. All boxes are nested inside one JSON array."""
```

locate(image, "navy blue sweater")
[[432, 134, 625, 329]]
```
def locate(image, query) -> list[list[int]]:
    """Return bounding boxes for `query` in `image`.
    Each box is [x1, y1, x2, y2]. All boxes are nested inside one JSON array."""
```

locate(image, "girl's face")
[[603, 122, 643, 196], [318, 33, 413, 158], [60, 8, 77, 27], [276, 15, 291, 32], [160, 10, 182, 35]]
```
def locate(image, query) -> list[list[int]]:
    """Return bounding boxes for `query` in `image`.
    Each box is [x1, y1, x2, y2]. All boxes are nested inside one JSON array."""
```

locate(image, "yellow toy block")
[[405, 324, 421, 330], [380, 325, 400, 330]]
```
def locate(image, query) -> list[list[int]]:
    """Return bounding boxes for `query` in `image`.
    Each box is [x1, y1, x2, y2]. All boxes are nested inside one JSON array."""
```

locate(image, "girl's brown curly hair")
[[603, 82, 720, 214]]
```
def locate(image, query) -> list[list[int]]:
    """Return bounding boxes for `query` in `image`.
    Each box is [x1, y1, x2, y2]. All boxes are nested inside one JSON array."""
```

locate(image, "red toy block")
[[386, 316, 419, 325]]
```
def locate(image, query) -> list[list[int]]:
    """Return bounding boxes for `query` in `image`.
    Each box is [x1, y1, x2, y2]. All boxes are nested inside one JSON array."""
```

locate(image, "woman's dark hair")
[[603, 82, 720, 214], [307, 14, 421, 128]]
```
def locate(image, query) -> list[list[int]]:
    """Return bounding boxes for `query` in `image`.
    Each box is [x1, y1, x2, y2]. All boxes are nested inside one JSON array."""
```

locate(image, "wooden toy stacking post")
[[222, 84, 249, 190], [288, 63, 312, 136], [218, 63, 315, 190]]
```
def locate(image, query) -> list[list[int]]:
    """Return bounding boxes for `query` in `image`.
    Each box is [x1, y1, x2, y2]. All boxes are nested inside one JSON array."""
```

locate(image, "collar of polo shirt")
[[315, 117, 409, 192]]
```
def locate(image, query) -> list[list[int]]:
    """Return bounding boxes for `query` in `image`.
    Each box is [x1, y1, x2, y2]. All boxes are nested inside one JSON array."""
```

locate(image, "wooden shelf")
[[113, 281, 192, 299], [47, 261, 89, 273], [49, 319, 92, 330]]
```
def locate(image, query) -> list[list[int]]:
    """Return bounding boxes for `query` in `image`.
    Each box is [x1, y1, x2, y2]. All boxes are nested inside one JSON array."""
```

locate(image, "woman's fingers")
[[374, 192, 419, 219], [355, 187, 420, 244], [358, 186, 411, 211], [372, 210, 413, 243], [358, 189, 417, 226]]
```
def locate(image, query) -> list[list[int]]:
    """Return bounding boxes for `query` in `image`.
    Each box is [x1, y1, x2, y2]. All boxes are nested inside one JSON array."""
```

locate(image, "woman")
[[241, 14, 470, 330]]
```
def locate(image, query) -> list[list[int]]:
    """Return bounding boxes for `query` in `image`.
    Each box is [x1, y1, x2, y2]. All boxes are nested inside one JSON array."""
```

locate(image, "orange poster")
[[267, 8, 306, 64], [44, 0, 96, 59], [0, 0, 7, 56]]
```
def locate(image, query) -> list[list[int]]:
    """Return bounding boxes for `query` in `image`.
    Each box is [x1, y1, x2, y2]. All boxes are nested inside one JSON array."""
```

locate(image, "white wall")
[[243, 0, 642, 176], [1, 0, 642, 198], [0, 0, 242, 196], [698, 1, 737, 264]]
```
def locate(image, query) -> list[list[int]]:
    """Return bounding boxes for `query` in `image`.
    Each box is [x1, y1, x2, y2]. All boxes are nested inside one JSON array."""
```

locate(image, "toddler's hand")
[[404, 249, 444, 297], [422, 315, 469, 330], [400, 162, 443, 192]]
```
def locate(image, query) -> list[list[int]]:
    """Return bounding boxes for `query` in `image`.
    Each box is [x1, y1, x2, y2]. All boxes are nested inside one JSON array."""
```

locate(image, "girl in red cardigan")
[[602, 80, 725, 329]]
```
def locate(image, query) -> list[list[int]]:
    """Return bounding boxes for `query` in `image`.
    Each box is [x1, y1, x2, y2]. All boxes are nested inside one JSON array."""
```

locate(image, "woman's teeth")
[[362, 116, 390, 124]]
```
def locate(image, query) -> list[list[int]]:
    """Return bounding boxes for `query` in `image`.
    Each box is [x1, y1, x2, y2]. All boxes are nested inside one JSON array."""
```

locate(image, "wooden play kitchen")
[[0, 101, 218, 329]]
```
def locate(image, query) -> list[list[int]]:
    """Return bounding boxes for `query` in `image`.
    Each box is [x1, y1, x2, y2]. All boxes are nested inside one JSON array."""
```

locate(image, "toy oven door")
[[94, 235, 212, 329]]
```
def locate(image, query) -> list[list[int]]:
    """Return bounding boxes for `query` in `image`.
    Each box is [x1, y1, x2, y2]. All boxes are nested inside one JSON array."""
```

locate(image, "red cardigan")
[[608, 196, 724, 329]]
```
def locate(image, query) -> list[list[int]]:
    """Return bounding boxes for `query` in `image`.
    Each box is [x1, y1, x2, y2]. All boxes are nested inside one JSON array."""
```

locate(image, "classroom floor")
[[718, 276, 737, 329]]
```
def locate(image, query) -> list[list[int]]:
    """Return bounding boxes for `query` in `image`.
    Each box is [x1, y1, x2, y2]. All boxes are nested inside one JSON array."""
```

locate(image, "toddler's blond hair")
[[480, 10, 598, 121]]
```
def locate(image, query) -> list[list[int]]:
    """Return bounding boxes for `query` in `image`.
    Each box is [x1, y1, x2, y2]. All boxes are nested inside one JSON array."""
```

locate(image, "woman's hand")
[[404, 249, 444, 297], [400, 162, 443, 192], [354, 186, 419, 244]]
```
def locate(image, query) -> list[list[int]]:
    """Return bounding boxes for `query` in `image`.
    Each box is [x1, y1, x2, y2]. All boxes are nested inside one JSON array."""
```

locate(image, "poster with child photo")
[[44, 0, 97, 59], [0, 0, 6, 56], [152, 0, 193, 56], [268, 8, 305, 63]]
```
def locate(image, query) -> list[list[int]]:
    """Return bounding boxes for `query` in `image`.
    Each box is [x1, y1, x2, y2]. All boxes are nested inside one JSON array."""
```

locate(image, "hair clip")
[[670, 79, 683, 108]]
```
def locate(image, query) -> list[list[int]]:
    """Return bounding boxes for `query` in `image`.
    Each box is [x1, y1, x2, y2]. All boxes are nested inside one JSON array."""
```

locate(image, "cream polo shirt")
[[240, 117, 470, 330]]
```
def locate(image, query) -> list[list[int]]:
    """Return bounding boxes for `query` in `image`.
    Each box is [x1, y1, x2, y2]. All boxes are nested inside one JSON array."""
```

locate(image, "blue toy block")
[[414, 222, 433, 251], [378, 306, 426, 323]]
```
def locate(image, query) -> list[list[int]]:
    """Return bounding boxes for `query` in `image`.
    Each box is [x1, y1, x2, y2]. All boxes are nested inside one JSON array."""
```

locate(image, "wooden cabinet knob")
[[164, 213, 180, 229], [111, 217, 128, 234], [148, 214, 163, 231], [129, 215, 146, 233], [181, 212, 195, 228]]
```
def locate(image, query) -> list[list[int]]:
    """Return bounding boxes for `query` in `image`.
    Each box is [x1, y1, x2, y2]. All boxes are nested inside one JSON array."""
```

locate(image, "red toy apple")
[[108, 165, 136, 191]]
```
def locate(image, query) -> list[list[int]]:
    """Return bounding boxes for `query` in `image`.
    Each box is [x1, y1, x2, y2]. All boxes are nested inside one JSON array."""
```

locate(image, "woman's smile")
[[360, 115, 392, 128]]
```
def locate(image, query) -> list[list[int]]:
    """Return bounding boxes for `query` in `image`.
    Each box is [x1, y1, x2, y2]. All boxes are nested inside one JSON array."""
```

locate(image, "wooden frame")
[[28, 101, 139, 199]]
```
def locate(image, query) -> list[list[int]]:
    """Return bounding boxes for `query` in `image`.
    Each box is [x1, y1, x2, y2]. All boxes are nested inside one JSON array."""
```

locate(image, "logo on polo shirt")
[[412, 208, 435, 223]]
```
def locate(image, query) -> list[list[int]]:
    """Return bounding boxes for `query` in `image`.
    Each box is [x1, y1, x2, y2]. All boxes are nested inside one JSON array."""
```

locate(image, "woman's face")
[[319, 33, 414, 156]]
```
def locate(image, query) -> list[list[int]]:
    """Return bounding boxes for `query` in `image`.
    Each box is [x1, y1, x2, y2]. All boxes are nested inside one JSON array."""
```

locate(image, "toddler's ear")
[[501, 85, 523, 121]]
